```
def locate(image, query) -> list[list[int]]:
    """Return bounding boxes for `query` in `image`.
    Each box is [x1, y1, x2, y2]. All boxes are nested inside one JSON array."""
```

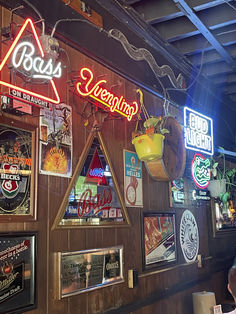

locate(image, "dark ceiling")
[[124, 0, 236, 106]]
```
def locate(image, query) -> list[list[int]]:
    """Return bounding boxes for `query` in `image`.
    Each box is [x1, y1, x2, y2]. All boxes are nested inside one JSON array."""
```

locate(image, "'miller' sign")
[[184, 107, 214, 156]]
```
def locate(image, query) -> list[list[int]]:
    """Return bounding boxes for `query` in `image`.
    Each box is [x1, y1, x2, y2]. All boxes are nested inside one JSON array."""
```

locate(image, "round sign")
[[180, 210, 199, 263]]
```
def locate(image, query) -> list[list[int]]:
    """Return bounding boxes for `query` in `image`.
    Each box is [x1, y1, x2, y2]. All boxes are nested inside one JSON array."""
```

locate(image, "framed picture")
[[0, 118, 38, 220], [54, 246, 124, 299], [169, 178, 185, 207], [0, 232, 36, 314], [141, 212, 177, 270]]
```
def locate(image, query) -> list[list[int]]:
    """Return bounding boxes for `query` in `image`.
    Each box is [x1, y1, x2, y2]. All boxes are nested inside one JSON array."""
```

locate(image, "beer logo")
[[180, 210, 199, 263], [1, 164, 20, 199]]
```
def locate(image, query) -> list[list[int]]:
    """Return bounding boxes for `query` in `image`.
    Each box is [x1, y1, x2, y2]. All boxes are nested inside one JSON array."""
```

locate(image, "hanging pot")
[[132, 133, 164, 162], [145, 116, 186, 181], [207, 179, 226, 197]]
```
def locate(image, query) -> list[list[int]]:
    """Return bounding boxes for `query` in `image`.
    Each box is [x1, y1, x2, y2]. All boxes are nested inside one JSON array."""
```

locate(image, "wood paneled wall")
[[0, 7, 236, 314]]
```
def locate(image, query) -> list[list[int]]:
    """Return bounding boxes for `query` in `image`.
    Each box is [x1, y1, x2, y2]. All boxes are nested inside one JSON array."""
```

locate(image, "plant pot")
[[132, 133, 164, 162], [207, 179, 226, 197]]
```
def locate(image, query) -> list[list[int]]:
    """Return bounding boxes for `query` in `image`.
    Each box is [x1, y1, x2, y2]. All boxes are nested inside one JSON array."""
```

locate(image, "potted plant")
[[131, 89, 169, 162], [208, 149, 236, 204]]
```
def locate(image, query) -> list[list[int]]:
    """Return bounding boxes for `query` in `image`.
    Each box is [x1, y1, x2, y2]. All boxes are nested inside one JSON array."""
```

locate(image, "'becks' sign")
[[184, 107, 214, 156]]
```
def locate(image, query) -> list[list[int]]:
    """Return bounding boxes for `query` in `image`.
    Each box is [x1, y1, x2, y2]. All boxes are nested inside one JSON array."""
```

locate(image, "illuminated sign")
[[184, 107, 214, 155], [191, 153, 210, 189], [0, 18, 61, 105], [85, 149, 108, 186], [76, 67, 139, 121]]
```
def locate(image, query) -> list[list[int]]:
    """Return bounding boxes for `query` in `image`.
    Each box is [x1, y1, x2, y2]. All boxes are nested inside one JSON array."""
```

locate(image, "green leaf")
[[144, 117, 159, 129], [160, 128, 170, 134]]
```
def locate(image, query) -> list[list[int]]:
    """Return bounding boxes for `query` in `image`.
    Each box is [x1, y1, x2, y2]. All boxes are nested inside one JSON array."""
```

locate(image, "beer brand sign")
[[184, 107, 214, 155], [76, 67, 139, 121], [191, 153, 211, 189], [0, 18, 61, 105]]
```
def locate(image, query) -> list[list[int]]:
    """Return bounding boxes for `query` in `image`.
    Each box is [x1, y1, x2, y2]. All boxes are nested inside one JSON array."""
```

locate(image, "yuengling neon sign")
[[184, 107, 214, 155], [0, 18, 61, 105], [76, 67, 139, 121]]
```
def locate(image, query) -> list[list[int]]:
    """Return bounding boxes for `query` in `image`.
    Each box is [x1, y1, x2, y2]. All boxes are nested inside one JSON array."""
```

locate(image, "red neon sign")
[[85, 148, 108, 186], [0, 18, 61, 104], [76, 67, 139, 121]]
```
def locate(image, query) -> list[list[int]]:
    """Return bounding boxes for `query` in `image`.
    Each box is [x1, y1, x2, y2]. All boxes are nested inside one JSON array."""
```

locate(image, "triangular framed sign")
[[0, 18, 61, 104], [52, 131, 131, 229]]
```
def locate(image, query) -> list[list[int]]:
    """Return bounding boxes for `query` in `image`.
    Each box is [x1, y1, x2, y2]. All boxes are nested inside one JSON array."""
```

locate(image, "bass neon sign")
[[76, 67, 139, 121], [191, 153, 211, 189], [0, 18, 61, 104], [184, 107, 214, 155]]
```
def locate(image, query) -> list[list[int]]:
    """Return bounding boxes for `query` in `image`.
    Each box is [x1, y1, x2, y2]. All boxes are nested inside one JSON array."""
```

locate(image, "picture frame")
[[169, 178, 185, 208], [0, 117, 38, 220], [54, 246, 124, 299], [0, 232, 37, 314], [141, 212, 177, 270]]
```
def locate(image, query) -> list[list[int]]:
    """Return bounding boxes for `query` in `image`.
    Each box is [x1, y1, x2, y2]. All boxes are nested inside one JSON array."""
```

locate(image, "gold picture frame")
[[52, 130, 130, 229]]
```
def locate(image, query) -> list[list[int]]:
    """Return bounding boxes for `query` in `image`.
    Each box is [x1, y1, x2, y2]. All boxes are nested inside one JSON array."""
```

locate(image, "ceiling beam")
[[172, 0, 234, 64], [213, 73, 236, 85]]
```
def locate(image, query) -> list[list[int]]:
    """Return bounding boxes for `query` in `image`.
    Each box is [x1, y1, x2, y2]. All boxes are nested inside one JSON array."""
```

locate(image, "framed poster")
[[54, 246, 124, 299], [123, 150, 143, 207], [0, 232, 36, 314], [141, 212, 177, 270], [39, 103, 72, 177], [0, 120, 38, 220]]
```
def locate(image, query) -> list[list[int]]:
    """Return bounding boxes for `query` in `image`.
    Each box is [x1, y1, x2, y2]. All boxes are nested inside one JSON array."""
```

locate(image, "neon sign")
[[0, 18, 61, 105], [85, 149, 107, 185], [184, 107, 214, 155], [76, 67, 139, 121], [191, 153, 211, 189]]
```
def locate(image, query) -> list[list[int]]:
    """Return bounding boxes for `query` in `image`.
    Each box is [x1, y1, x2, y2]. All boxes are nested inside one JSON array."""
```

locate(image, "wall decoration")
[[180, 210, 199, 263], [184, 107, 214, 156], [76, 67, 139, 121], [0, 18, 61, 105], [170, 178, 185, 207], [191, 153, 210, 189], [141, 212, 177, 269], [0, 232, 36, 314], [123, 150, 143, 207], [39, 103, 72, 177], [0, 120, 37, 219], [52, 131, 130, 228], [54, 246, 123, 299]]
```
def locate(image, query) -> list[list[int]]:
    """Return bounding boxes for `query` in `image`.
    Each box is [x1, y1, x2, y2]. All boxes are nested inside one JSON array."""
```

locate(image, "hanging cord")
[[135, 89, 150, 133]]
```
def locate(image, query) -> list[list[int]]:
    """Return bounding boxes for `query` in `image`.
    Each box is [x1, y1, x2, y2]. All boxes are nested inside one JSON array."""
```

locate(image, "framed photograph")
[[141, 212, 177, 270], [0, 118, 38, 220], [54, 246, 124, 299], [0, 232, 36, 314]]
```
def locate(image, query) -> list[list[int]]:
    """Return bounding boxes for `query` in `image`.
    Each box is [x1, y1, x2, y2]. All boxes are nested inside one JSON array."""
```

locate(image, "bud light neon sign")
[[184, 107, 214, 156]]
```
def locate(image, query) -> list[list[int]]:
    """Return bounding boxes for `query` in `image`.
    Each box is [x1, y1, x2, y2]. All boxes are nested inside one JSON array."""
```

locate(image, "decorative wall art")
[[39, 103, 72, 177], [123, 150, 143, 207], [141, 212, 177, 270], [0, 232, 36, 314], [54, 246, 124, 299], [52, 131, 130, 228], [0, 120, 37, 219], [169, 178, 185, 207], [180, 210, 199, 263]]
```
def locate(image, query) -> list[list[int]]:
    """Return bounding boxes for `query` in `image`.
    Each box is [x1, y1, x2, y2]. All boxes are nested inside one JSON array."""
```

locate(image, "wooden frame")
[[54, 246, 124, 299], [52, 130, 130, 229], [211, 198, 236, 237], [141, 211, 177, 271], [0, 117, 38, 221], [0, 232, 37, 313]]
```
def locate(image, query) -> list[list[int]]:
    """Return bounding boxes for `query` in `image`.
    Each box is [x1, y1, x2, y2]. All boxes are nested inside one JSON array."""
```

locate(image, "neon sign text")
[[12, 42, 62, 80], [0, 18, 60, 105], [89, 168, 104, 178], [191, 153, 210, 189], [184, 107, 214, 155], [76, 67, 139, 121]]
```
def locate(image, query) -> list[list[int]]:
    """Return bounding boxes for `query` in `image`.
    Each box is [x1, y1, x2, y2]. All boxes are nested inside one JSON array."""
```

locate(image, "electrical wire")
[[22, 0, 45, 35]]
